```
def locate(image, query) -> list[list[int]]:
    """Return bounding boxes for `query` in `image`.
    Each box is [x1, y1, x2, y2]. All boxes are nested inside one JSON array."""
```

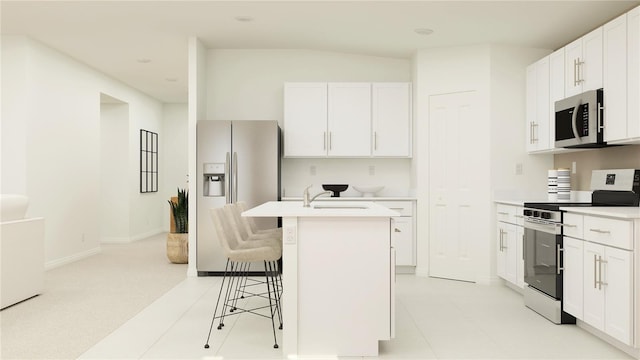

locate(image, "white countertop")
[[282, 196, 416, 201], [494, 200, 525, 206], [560, 206, 640, 219], [243, 200, 400, 218]]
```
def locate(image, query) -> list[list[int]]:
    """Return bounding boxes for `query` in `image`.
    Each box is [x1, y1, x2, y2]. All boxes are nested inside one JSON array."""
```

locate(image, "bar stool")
[[223, 204, 283, 317], [235, 201, 282, 238], [204, 207, 282, 350]]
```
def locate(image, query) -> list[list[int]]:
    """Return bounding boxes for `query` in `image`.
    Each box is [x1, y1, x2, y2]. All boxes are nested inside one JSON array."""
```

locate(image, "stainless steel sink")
[[312, 204, 368, 209]]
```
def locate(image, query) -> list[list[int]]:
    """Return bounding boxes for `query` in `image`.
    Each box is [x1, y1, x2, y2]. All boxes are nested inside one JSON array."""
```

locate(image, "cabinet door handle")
[[561, 224, 577, 228], [574, 58, 579, 86], [514, 215, 524, 219], [529, 122, 534, 144], [532, 122, 538, 143], [598, 256, 608, 290], [329, 131, 332, 150], [323, 132, 327, 150], [499, 229, 504, 251], [589, 228, 611, 234], [374, 131, 378, 150], [556, 244, 564, 275], [593, 254, 598, 289]]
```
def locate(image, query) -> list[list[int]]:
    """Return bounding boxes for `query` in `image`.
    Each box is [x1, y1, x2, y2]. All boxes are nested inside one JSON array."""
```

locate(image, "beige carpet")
[[0, 233, 187, 360]]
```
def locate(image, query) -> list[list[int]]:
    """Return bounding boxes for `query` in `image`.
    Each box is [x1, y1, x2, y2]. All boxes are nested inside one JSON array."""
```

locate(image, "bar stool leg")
[[264, 261, 279, 349], [204, 259, 231, 349]]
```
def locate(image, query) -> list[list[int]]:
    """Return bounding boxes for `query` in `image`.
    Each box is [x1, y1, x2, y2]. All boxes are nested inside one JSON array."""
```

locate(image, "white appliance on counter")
[[196, 120, 281, 274]]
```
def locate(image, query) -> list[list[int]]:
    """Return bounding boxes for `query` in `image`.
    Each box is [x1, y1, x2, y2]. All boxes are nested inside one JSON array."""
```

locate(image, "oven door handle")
[[556, 244, 564, 275], [524, 218, 559, 234]]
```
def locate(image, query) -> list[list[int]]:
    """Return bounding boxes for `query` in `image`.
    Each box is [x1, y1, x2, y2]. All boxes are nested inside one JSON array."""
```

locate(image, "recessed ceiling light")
[[414, 28, 434, 36], [137, 58, 152, 63], [235, 16, 254, 22]]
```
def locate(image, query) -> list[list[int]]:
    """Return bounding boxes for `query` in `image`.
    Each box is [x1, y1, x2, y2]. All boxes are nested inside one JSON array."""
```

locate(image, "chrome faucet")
[[303, 185, 332, 207]]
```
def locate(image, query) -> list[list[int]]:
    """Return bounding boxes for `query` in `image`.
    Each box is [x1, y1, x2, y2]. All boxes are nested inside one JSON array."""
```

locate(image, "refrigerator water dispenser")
[[204, 163, 225, 197]]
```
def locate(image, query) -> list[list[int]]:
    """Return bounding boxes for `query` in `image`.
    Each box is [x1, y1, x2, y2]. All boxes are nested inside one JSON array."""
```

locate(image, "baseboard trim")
[[45, 247, 102, 270], [101, 228, 164, 244], [576, 320, 640, 359]]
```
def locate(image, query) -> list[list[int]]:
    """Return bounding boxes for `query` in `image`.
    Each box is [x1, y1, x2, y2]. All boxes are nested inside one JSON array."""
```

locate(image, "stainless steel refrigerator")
[[196, 120, 281, 274]]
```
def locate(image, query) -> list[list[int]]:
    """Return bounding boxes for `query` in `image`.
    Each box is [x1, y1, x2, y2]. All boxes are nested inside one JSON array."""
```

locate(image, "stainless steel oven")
[[522, 207, 576, 324]]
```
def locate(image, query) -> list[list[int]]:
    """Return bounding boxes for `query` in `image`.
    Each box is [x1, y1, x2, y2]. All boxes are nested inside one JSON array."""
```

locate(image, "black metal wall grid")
[[140, 129, 158, 193]]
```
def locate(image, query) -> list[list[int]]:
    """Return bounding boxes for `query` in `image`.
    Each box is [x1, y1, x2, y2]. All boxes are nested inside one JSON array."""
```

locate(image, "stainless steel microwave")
[[554, 89, 605, 148]]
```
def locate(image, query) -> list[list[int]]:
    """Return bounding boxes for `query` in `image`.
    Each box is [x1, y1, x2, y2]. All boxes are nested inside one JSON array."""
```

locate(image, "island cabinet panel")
[[296, 217, 391, 356]]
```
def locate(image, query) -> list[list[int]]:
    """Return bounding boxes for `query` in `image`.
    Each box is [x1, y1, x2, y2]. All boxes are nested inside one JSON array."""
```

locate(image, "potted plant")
[[167, 188, 188, 263]]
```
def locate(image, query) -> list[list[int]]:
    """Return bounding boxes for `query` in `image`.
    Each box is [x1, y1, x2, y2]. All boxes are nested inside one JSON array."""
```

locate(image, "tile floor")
[[79, 274, 633, 359]]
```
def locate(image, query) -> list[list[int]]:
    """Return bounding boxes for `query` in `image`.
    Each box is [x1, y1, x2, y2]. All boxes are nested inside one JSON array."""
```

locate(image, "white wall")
[[205, 49, 413, 195], [1, 36, 29, 194], [1, 36, 166, 268], [414, 44, 553, 282], [187, 37, 208, 276], [162, 103, 189, 232], [100, 101, 130, 242], [489, 46, 553, 200]]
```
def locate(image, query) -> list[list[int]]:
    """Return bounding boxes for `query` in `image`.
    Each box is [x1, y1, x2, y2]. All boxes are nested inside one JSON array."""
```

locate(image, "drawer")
[[376, 201, 413, 216], [562, 213, 584, 239], [514, 207, 524, 226], [583, 215, 633, 250], [496, 204, 518, 224]]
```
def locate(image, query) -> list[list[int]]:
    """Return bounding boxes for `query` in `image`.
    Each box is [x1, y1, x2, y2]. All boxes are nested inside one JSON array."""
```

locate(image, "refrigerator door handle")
[[233, 152, 238, 203], [225, 152, 231, 204]]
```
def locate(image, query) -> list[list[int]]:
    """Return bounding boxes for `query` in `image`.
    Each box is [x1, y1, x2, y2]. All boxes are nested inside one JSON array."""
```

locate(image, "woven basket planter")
[[167, 233, 188, 264]]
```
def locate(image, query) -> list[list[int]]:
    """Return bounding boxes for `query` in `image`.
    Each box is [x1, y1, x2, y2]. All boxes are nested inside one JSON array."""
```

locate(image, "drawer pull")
[[497, 212, 509, 215], [561, 224, 577, 228], [589, 228, 611, 234], [514, 215, 524, 218]]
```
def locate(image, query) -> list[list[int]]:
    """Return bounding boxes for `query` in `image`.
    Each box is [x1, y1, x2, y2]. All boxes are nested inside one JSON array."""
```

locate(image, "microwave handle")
[[571, 99, 582, 143]]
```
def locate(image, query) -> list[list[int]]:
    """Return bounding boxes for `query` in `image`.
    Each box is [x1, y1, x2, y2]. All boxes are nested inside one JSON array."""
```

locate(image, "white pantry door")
[[428, 91, 479, 282]]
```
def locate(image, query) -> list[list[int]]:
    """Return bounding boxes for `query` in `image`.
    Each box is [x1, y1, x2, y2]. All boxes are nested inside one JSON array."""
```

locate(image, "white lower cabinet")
[[378, 200, 415, 267], [516, 225, 525, 289], [562, 236, 584, 319], [391, 217, 413, 266], [496, 204, 524, 288], [583, 242, 633, 345], [561, 212, 635, 347], [497, 222, 518, 285]]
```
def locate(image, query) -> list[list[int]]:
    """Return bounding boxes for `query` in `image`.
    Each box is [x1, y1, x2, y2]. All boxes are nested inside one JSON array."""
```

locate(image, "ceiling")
[[2, 1, 639, 103]]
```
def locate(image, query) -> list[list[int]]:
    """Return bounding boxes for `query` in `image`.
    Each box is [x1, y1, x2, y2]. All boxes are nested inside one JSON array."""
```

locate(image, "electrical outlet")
[[572, 161, 577, 174], [515, 163, 523, 175], [310, 165, 316, 176], [284, 227, 296, 244], [369, 165, 375, 176]]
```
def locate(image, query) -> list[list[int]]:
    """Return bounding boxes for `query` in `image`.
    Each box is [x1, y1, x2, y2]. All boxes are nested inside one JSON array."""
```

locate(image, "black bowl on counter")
[[322, 184, 349, 197]]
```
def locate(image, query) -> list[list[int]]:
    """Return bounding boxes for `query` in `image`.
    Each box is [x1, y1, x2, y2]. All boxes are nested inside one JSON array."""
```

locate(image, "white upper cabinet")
[[565, 27, 604, 97], [283, 83, 328, 157], [628, 6, 640, 142], [327, 83, 371, 157], [284, 82, 413, 158], [549, 48, 565, 146], [604, 13, 628, 142], [526, 56, 552, 153], [372, 83, 412, 157]]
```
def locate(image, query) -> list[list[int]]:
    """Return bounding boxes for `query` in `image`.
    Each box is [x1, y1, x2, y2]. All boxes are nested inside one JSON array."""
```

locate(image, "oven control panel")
[[523, 208, 562, 223]]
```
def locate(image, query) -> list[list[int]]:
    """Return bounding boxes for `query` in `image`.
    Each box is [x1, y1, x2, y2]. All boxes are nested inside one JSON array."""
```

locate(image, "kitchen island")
[[243, 201, 398, 358]]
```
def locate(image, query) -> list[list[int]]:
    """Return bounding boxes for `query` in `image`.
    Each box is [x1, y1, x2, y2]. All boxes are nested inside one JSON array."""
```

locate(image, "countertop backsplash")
[[280, 157, 412, 198]]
